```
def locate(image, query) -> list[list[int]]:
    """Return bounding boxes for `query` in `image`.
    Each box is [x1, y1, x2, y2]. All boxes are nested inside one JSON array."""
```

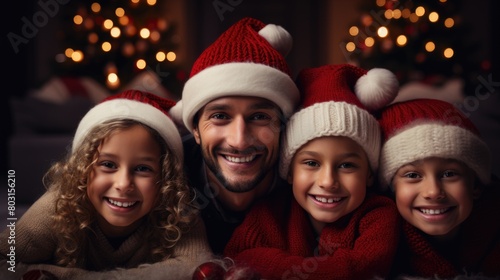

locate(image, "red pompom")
[[223, 265, 261, 280], [192, 261, 227, 280]]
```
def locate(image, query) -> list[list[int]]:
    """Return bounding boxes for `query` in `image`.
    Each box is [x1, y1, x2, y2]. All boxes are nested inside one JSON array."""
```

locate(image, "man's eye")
[[211, 113, 228, 120], [250, 113, 270, 120]]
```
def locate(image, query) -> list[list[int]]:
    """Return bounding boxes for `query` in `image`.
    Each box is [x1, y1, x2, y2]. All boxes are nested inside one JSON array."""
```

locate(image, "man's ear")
[[193, 126, 201, 144]]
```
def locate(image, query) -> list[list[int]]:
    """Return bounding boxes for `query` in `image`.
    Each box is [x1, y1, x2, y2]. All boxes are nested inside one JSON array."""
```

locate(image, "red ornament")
[[224, 266, 261, 280], [192, 261, 227, 280]]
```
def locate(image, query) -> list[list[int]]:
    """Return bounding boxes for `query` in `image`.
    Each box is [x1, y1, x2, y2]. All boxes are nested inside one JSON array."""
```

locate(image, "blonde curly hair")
[[44, 119, 197, 267]]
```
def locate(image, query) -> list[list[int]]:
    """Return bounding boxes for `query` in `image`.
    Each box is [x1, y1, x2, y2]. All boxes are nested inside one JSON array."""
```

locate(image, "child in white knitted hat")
[[0, 90, 212, 279], [224, 64, 401, 279], [378, 98, 500, 279]]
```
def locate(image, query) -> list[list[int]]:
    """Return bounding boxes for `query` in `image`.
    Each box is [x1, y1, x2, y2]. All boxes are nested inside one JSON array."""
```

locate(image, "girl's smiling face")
[[392, 157, 477, 238], [87, 124, 162, 237]]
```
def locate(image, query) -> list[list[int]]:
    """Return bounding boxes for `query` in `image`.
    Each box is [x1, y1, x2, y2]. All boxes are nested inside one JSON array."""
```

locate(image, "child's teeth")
[[314, 196, 341, 203], [108, 198, 136, 208], [420, 208, 448, 215]]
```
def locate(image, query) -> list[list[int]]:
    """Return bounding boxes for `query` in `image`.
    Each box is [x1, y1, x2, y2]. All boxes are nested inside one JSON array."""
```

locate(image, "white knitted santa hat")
[[169, 17, 300, 133], [73, 89, 183, 164], [378, 98, 491, 190], [279, 64, 399, 179]]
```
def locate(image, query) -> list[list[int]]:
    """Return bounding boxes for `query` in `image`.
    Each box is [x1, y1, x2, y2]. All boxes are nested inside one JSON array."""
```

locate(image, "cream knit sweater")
[[0, 191, 213, 280]]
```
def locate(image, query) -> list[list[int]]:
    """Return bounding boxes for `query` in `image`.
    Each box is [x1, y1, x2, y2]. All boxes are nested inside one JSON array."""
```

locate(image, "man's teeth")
[[225, 155, 255, 163], [108, 198, 137, 208], [314, 196, 342, 203], [420, 208, 449, 215]]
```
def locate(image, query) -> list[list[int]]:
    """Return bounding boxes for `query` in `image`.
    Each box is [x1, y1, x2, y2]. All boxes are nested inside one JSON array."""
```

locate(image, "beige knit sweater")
[[0, 191, 213, 280]]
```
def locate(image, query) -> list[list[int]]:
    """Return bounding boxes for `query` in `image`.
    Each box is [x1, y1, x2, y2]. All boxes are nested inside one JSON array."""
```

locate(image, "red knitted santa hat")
[[170, 17, 300, 132], [279, 64, 399, 179], [73, 89, 183, 164], [378, 98, 491, 190]]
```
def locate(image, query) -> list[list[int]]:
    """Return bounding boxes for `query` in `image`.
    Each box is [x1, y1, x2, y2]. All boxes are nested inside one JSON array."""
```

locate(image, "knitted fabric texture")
[[378, 98, 491, 190], [189, 17, 291, 78], [224, 188, 401, 279], [0, 191, 213, 279], [72, 89, 184, 164], [280, 64, 398, 179], [391, 184, 500, 278], [174, 17, 300, 132]]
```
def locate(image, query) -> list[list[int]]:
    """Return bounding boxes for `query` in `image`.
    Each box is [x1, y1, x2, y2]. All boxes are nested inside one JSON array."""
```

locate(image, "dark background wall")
[[3, 0, 499, 177]]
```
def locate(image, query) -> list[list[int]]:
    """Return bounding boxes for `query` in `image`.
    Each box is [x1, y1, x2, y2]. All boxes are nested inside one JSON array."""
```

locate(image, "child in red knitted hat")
[[378, 98, 500, 279], [0, 90, 212, 279], [224, 64, 401, 279]]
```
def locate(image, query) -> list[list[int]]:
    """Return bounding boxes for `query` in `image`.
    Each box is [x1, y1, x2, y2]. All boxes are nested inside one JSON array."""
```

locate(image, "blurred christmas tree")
[[343, 0, 489, 90], [53, 0, 184, 96]]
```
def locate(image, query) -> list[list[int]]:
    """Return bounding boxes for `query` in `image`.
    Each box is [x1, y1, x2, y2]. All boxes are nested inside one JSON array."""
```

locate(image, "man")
[[170, 17, 300, 254]]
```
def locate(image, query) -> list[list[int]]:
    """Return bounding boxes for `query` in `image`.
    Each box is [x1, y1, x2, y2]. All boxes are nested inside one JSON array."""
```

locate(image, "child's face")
[[289, 136, 372, 234], [392, 157, 476, 238], [87, 124, 162, 237]]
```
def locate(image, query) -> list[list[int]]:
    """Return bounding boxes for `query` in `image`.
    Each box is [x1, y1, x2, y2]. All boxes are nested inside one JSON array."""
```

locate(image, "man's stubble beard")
[[199, 141, 273, 193]]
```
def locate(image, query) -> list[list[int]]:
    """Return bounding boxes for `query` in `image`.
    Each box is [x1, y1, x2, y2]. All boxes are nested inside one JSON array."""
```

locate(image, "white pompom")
[[169, 100, 184, 126], [355, 68, 399, 111], [258, 24, 293, 56]]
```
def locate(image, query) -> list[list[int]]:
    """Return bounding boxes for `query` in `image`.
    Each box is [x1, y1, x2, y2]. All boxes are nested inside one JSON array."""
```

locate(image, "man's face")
[[193, 96, 283, 194]]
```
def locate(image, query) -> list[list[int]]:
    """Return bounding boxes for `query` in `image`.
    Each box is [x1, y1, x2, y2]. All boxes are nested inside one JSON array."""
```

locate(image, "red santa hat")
[[170, 17, 300, 132], [378, 98, 491, 190], [279, 64, 399, 179], [73, 89, 183, 164]]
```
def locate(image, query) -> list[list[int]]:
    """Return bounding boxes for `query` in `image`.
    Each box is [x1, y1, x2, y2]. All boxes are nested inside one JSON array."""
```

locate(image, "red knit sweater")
[[224, 188, 401, 280], [392, 183, 500, 279]]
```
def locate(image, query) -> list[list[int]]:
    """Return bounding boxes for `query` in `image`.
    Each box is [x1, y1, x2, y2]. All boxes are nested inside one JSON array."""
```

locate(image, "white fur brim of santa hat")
[[73, 97, 183, 164], [380, 122, 491, 189], [170, 18, 300, 133], [279, 101, 381, 179], [179, 62, 299, 132]]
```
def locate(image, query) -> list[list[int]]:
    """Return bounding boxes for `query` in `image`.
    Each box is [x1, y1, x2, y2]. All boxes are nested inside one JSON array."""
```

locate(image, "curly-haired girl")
[[0, 90, 212, 279]]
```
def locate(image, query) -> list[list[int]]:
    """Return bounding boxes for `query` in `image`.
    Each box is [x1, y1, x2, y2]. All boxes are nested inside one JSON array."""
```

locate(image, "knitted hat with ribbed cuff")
[[170, 17, 300, 133], [279, 64, 399, 179], [378, 98, 491, 190]]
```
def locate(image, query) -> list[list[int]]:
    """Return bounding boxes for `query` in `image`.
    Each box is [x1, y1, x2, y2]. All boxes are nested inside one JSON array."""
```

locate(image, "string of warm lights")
[[343, 0, 474, 84], [346, 0, 454, 58], [55, 0, 179, 89]]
